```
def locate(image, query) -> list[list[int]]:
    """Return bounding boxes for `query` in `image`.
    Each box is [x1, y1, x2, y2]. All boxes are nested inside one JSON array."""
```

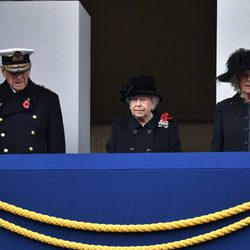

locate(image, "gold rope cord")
[[0, 200, 249, 232], [0, 216, 249, 249]]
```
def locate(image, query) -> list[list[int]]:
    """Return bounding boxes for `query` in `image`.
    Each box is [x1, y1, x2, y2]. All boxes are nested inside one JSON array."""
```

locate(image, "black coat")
[[106, 112, 182, 153], [0, 79, 65, 154], [211, 93, 250, 151]]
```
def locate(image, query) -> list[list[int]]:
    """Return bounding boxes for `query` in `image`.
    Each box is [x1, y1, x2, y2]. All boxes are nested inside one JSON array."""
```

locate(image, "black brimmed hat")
[[0, 48, 34, 73], [120, 75, 162, 102], [217, 48, 250, 82]]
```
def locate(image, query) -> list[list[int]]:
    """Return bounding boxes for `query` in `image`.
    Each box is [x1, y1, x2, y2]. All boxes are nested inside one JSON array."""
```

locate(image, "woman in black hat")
[[106, 75, 182, 153], [211, 48, 250, 151]]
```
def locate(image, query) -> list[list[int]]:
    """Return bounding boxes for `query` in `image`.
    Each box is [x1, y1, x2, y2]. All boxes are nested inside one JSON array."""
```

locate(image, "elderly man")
[[0, 48, 65, 153]]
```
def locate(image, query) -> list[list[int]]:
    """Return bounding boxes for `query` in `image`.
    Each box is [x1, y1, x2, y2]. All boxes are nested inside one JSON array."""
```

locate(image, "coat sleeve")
[[211, 103, 223, 151], [106, 119, 118, 153], [46, 94, 66, 153], [169, 120, 182, 152]]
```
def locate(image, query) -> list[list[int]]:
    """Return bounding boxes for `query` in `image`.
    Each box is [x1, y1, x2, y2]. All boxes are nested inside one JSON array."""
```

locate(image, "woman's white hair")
[[229, 73, 241, 92], [151, 96, 160, 110], [126, 95, 160, 110]]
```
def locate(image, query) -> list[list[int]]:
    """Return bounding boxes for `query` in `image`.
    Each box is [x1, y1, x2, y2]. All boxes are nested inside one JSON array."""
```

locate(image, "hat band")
[[126, 90, 159, 96], [3, 63, 31, 73], [2, 54, 30, 65]]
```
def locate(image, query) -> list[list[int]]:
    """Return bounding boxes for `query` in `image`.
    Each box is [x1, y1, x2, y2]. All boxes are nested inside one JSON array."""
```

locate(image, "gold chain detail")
[[0, 200, 250, 249], [0, 216, 249, 249], [0, 200, 249, 232]]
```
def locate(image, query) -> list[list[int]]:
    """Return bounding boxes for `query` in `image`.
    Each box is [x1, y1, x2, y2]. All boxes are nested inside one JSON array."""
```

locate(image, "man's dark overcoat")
[[0, 79, 65, 153], [106, 112, 182, 153], [211, 93, 250, 151]]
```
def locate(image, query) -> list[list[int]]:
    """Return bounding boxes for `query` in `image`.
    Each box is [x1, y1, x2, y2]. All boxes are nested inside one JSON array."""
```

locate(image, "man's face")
[[1, 67, 30, 92]]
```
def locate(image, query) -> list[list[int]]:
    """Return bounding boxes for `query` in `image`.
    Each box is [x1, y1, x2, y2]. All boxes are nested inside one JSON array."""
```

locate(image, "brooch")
[[22, 98, 30, 109], [158, 112, 173, 128]]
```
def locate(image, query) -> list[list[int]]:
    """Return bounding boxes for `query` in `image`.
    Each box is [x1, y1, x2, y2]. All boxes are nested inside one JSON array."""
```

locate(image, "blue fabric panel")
[[1, 152, 250, 169], [0, 153, 249, 249]]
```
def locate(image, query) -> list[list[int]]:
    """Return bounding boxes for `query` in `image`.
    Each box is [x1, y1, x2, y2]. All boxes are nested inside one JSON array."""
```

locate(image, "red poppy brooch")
[[22, 98, 30, 109], [158, 112, 173, 128]]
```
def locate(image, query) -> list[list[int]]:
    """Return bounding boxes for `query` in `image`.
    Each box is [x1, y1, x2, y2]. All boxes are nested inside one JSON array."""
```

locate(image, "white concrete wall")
[[0, 1, 90, 153], [217, 0, 250, 102], [79, 2, 91, 153]]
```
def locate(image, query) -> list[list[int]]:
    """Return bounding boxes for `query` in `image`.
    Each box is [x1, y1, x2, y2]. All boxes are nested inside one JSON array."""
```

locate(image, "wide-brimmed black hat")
[[217, 48, 250, 82], [120, 75, 162, 102]]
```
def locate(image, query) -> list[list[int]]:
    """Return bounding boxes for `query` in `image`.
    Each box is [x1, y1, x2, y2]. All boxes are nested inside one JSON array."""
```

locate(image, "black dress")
[[211, 93, 250, 151], [106, 112, 182, 153]]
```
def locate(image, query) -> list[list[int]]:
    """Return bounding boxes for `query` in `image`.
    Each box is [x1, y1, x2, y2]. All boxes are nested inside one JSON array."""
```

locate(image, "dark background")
[[81, 0, 216, 125]]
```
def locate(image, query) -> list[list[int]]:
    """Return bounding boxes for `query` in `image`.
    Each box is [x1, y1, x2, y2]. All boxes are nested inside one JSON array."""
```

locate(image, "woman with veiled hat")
[[106, 75, 182, 153], [211, 48, 250, 151]]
